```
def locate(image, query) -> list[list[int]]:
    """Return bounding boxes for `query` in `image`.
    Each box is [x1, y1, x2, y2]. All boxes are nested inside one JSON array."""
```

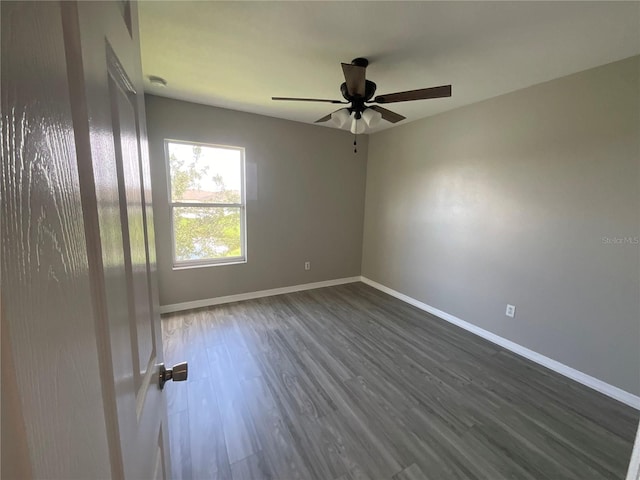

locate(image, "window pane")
[[173, 206, 242, 262], [168, 141, 242, 204]]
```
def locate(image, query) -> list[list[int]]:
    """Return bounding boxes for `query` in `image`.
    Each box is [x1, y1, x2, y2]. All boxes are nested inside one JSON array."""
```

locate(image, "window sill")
[[172, 258, 247, 271]]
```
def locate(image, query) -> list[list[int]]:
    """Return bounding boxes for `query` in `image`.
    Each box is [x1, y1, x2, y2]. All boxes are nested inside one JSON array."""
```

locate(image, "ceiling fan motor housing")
[[351, 57, 369, 68], [340, 80, 377, 111]]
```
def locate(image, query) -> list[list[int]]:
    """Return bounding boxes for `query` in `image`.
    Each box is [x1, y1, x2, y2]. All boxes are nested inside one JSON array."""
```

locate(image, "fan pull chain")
[[353, 133, 357, 154]]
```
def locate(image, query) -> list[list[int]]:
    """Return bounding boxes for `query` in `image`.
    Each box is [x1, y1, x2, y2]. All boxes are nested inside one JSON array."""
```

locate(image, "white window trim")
[[164, 138, 247, 269]]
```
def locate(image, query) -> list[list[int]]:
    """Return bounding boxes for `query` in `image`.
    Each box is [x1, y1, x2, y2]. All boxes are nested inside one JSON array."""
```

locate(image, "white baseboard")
[[360, 276, 640, 410], [159, 276, 361, 314]]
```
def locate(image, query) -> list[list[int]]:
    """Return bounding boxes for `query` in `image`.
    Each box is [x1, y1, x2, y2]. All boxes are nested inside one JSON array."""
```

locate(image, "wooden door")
[[2, 1, 171, 478]]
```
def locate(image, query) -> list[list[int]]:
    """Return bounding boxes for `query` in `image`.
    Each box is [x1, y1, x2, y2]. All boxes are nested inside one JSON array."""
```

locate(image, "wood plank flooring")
[[161, 282, 639, 480]]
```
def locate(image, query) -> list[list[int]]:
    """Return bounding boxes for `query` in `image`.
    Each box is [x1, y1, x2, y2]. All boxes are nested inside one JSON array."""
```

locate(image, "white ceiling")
[[139, 1, 640, 133]]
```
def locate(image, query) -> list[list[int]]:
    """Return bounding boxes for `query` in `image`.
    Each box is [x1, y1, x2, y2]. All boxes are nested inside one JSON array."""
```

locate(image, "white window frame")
[[165, 139, 247, 269]]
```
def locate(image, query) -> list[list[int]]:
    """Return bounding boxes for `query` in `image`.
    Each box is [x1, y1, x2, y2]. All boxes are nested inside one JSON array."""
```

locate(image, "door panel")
[[108, 50, 154, 388], [64, 1, 170, 478]]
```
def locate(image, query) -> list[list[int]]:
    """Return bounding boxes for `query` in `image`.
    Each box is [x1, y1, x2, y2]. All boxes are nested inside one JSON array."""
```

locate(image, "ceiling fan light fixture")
[[350, 115, 366, 135], [331, 108, 351, 128], [362, 108, 382, 128]]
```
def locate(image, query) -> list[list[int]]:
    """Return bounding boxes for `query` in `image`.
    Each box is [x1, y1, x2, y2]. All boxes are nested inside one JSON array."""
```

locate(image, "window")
[[165, 139, 246, 268]]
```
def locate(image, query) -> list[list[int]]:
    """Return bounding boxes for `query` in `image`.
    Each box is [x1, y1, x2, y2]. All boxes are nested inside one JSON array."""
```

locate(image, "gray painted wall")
[[145, 95, 368, 306], [362, 56, 640, 395]]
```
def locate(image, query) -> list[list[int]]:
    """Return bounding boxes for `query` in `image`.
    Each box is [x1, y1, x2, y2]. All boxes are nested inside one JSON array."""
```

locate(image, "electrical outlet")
[[304, 261, 311, 271], [506, 304, 516, 318]]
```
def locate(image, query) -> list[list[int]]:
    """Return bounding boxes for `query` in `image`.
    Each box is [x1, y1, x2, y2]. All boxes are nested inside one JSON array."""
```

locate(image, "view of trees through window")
[[167, 141, 245, 265]]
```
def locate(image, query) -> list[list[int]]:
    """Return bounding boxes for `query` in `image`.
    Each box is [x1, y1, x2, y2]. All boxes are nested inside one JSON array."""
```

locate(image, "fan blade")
[[374, 85, 451, 104], [370, 105, 406, 124], [315, 113, 332, 123], [341, 63, 366, 97], [272, 97, 347, 104]]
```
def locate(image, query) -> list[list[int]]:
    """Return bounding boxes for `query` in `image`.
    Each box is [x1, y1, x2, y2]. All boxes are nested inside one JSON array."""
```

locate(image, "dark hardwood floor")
[[161, 282, 639, 480]]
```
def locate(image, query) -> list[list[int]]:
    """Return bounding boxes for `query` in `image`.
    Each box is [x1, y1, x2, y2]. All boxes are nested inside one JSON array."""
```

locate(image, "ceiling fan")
[[272, 57, 452, 136]]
